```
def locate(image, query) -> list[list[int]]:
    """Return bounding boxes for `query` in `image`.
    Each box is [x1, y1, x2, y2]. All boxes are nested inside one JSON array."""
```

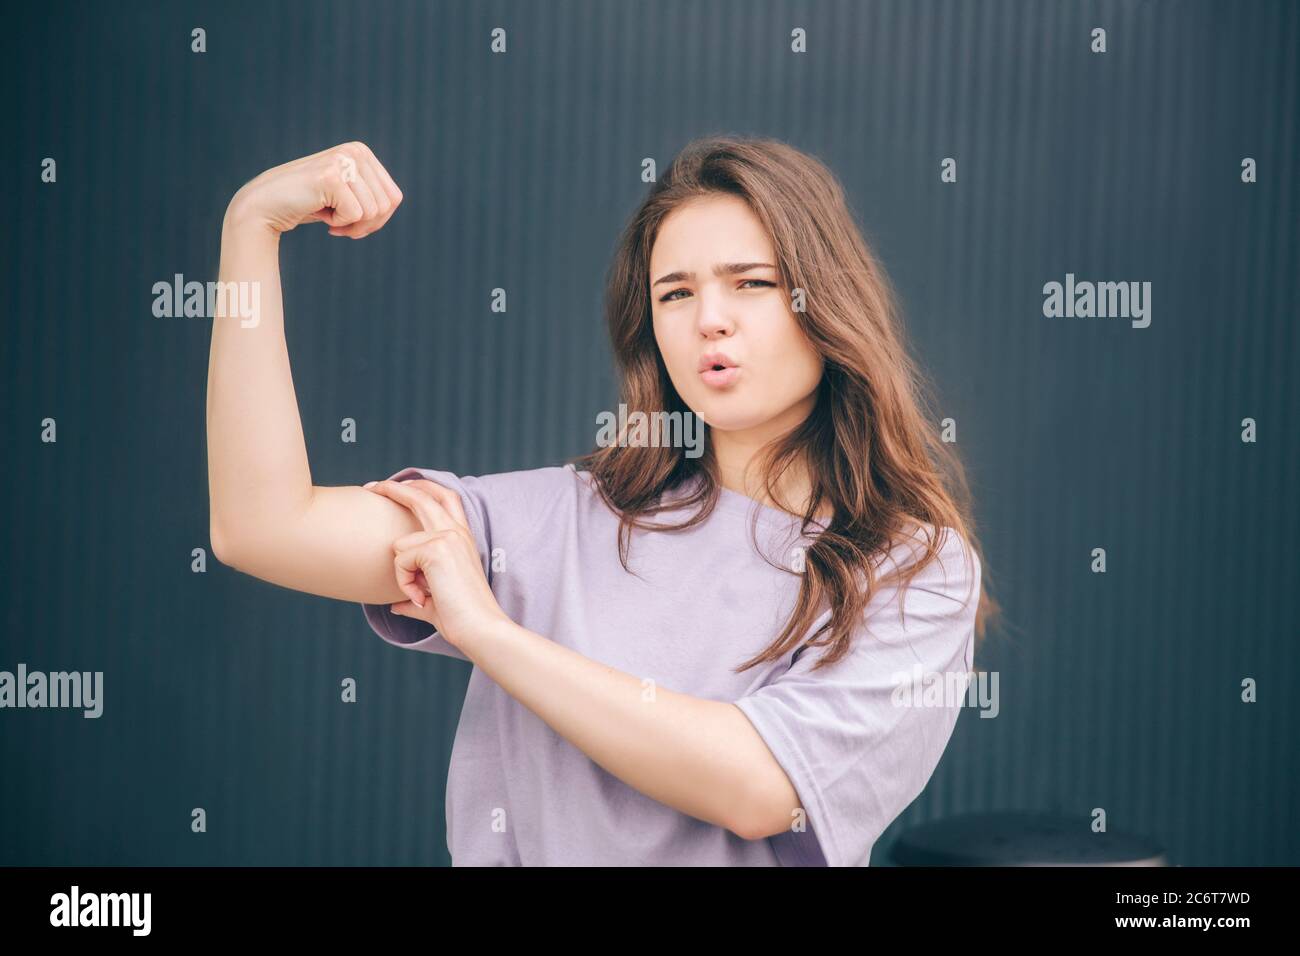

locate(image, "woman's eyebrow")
[[652, 262, 776, 287]]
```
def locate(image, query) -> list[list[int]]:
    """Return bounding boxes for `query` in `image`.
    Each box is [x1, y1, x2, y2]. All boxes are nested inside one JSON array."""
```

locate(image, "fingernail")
[[363, 481, 376, 488]]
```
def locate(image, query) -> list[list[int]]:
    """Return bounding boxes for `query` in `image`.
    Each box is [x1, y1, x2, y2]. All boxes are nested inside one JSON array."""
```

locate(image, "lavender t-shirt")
[[361, 463, 979, 866]]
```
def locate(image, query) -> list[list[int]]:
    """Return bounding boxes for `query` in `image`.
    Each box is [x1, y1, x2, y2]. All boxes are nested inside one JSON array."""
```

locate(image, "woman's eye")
[[659, 280, 773, 302]]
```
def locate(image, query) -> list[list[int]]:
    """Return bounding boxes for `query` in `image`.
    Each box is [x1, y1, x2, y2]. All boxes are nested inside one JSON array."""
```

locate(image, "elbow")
[[730, 804, 780, 844], [735, 811, 785, 844], [731, 775, 794, 843], [730, 814, 769, 844], [209, 516, 240, 568]]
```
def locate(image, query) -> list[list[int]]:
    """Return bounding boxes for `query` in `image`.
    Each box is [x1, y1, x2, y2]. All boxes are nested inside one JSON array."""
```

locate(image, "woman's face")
[[649, 194, 824, 437]]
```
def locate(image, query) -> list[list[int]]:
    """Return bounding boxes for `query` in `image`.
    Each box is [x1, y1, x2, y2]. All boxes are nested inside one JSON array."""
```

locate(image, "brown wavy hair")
[[568, 134, 1000, 674]]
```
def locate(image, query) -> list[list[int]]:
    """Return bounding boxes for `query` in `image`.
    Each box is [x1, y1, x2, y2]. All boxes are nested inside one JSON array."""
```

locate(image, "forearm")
[[460, 619, 780, 840], [206, 206, 314, 554]]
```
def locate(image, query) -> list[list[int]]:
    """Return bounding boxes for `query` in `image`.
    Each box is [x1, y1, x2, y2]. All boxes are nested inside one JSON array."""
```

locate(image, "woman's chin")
[[696, 409, 770, 433]]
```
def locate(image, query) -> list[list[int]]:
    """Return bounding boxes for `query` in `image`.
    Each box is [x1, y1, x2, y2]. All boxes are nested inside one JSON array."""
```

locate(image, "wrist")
[[456, 612, 522, 661], [222, 194, 278, 242]]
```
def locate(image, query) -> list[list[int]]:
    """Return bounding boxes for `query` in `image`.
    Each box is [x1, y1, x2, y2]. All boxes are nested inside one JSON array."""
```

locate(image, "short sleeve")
[[732, 524, 981, 866], [360, 466, 495, 664]]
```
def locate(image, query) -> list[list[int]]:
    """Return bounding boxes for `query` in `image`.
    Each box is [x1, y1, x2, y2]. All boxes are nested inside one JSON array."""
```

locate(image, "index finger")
[[403, 479, 472, 534], [364, 479, 456, 534]]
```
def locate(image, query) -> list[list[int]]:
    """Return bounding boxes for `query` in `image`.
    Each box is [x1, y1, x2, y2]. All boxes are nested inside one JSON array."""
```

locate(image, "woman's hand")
[[224, 141, 403, 239], [363, 478, 512, 648]]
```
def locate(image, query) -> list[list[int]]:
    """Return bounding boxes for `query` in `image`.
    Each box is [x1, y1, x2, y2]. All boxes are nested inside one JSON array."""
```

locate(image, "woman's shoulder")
[[874, 519, 981, 605], [473, 461, 584, 494], [464, 462, 593, 519], [412, 463, 587, 553], [390, 462, 582, 506]]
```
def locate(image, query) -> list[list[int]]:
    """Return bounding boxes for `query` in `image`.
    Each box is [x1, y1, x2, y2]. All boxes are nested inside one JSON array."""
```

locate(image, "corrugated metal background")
[[2, 0, 1295, 865]]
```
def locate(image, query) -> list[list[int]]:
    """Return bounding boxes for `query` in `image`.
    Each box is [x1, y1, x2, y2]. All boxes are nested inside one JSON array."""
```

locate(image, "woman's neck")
[[712, 452, 830, 522]]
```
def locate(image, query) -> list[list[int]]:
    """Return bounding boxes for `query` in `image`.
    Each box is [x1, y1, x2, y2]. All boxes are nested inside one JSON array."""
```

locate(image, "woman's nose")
[[694, 287, 735, 337]]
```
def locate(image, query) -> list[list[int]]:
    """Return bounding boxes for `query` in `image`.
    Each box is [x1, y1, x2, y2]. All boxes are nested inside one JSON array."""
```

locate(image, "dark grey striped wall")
[[2, 0, 1295, 865]]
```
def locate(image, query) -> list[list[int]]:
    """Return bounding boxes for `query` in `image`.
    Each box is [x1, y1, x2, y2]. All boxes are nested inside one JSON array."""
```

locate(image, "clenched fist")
[[224, 141, 403, 239]]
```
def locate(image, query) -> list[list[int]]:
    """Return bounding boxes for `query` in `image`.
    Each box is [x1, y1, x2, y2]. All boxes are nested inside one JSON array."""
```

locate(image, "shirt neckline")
[[671, 474, 816, 530], [573, 465, 822, 531]]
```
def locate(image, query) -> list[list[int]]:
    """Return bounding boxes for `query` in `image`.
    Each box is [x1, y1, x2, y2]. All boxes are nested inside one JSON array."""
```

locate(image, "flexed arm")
[[206, 142, 418, 604]]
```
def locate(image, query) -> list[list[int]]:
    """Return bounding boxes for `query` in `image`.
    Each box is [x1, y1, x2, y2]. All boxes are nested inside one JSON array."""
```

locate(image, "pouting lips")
[[699, 362, 741, 388], [698, 351, 739, 372]]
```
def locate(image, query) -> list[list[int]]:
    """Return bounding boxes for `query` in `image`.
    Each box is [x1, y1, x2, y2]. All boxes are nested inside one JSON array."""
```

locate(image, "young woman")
[[207, 135, 997, 866]]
